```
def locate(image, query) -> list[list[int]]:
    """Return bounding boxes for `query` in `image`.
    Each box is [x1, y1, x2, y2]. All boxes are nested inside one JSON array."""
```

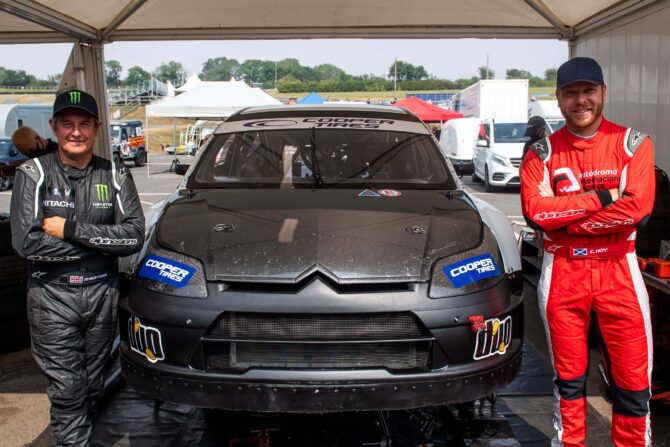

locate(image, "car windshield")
[[192, 129, 454, 189], [110, 126, 121, 139], [0, 139, 22, 159], [547, 120, 565, 134], [494, 123, 528, 143]]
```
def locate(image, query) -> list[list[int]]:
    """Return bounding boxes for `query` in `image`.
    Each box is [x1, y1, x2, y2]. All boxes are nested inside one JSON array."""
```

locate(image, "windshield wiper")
[[310, 126, 324, 188]]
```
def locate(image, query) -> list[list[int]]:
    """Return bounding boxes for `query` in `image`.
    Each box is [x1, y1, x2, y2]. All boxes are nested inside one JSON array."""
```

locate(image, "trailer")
[[451, 80, 529, 122], [0, 104, 54, 139]]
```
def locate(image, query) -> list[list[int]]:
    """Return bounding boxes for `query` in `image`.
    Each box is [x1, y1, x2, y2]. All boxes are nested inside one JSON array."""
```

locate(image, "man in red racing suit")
[[521, 57, 655, 446]]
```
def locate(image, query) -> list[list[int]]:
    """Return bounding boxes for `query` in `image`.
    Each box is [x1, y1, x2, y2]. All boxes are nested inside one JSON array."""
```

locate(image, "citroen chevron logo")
[[69, 91, 81, 104], [95, 184, 109, 201]]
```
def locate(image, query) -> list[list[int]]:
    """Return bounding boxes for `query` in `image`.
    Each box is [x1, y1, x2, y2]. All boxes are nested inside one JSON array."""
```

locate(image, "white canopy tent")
[[147, 79, 280, 119], [0, 0, 663, 160], [174, 74, 201, 94]]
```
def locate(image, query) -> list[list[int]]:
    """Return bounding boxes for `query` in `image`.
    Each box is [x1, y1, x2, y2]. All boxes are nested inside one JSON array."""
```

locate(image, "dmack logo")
[[128, 316, 165, 363], [473, 316, 512, 361]]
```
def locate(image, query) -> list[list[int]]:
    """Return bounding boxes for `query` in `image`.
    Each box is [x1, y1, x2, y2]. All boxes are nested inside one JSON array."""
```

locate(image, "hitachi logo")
[[43, 200, 75, 208]]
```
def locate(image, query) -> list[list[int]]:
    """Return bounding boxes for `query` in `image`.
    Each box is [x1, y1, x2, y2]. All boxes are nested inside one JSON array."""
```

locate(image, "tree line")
[[105, 58, 558, 93], [1, 58, 557, 92]]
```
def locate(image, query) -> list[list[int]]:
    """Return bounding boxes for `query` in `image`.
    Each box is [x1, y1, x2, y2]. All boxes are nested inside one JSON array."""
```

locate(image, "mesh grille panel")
[[204, 341, 431, 371], [209, 312, 426, 340], [510, 158, 522, 167]]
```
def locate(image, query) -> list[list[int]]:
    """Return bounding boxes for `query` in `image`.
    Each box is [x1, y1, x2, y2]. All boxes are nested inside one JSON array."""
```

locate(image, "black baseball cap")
[[556, 57, 604, 90], [53, 89, 99, 120], [525, 116, 547, 137]]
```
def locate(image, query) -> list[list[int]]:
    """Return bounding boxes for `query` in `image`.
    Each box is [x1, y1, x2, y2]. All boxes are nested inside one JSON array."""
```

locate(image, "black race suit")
[[10, 151, 144, 446]]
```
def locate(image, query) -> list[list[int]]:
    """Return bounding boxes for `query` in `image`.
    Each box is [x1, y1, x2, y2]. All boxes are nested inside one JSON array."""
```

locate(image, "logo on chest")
[[552, 167, 581, 193], [43, 186, 75, 209], [93, 183, 113, 209]]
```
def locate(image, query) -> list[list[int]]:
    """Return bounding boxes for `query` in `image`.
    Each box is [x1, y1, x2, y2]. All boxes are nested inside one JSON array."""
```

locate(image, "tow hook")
[[469, 315, 487, 333]]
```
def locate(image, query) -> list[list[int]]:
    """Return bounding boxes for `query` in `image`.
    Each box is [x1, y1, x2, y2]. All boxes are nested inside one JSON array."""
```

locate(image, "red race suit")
[[521, 118, 655, 447]]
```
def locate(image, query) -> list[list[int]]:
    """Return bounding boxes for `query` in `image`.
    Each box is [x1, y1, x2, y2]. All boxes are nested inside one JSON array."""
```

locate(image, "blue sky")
[[0, 38, 568, 81]]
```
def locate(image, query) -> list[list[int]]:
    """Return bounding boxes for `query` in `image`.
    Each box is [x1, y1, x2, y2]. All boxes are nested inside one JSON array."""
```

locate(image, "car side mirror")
[[477, 139, 489, 147], [175, 164, 189, 176]]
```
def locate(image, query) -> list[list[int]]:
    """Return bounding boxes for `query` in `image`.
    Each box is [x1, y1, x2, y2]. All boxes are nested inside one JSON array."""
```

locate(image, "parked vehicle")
[[0, 137, 28, 190], [472, 120, 527, 191], [438, 117, 481, 175], [528, 98, 565, 134], [110, 120, 146, 167], [451, 80, 529, 122], [119, 104, 524, 413], [0, 104, 54, 140]]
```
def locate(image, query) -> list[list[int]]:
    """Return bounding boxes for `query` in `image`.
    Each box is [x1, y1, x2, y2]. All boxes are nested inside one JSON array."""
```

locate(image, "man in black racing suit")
[[10, 89, 144, 446]]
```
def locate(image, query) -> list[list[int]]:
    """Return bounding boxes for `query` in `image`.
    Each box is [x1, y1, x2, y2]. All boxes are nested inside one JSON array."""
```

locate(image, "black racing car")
[[119, 105, 524, 412]]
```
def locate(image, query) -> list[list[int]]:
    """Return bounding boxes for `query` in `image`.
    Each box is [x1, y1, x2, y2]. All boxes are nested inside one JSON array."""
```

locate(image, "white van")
[[472, 119, 527, 191], [438, 117, 480, 175], [528, 99, 565, 134]]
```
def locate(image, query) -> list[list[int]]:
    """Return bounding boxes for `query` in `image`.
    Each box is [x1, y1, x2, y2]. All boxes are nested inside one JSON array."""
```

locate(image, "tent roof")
[[391, 96, 463, 122], [175, 74, 201, 93], [146, 80, 281, 119], [0, 1, 656, 43], [297, 92, 325, 104]]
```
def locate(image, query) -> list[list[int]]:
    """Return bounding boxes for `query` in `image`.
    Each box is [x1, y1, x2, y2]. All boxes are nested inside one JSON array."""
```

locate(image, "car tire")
[[134, 148, 146, 167], [0, 176, 10, 191], [484, 166, 497, 192], [0, 253, 27, 288], [0, 216, 14, 256], [471, 168, 482, 183], [0, 319, 30, 354]]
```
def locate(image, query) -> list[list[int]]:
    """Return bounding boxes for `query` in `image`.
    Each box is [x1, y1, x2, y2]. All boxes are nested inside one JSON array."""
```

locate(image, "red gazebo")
[[391, 96, 463, 122]]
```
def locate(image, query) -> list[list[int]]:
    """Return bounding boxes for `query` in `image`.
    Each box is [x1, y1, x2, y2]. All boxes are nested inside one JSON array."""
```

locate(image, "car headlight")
[[429, 226, 504, 298], [492, 154, 508, 167], [136, 246, 207, 298]]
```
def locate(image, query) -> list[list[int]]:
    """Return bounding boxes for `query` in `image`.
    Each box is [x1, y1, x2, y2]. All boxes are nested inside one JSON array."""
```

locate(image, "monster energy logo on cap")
[[95, 184, 109, 202], [54, 89, 99, 120], [69, 91, 81, 104]]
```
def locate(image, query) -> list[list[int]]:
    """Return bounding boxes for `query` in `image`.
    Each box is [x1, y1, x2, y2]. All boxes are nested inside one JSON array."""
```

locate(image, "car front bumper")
[[120, 277, 524, 412]]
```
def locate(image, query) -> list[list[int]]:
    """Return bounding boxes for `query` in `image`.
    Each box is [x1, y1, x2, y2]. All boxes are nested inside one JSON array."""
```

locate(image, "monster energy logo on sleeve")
[[69, 91, 81, 103]]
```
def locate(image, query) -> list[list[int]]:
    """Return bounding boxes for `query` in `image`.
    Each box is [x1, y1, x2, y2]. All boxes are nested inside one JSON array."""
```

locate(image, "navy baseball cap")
[[53, 89, 99, 120], [556, 57, 604, 90]]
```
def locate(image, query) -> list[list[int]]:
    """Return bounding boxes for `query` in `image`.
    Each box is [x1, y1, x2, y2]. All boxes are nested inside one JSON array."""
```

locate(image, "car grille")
[[510, 158, 522, 168], [200, 312, 433, 372], [492, 172, 506, 181]]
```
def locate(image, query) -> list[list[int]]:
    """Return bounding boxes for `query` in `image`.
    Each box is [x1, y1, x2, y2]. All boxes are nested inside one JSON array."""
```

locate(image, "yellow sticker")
[[492, 320, 499, 336], [499, 342, 506, 353], [134, 320, 140, 333]]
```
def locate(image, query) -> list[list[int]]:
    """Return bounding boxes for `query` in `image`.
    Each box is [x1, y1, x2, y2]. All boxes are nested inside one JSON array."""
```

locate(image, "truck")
[[0, 104, 54, 140], [451, 80, 529, 191], [110, 120, 147, 167]]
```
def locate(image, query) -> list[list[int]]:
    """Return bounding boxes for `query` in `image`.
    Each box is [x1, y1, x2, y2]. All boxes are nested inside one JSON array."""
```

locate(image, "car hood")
[[156, 189, 483, 283]]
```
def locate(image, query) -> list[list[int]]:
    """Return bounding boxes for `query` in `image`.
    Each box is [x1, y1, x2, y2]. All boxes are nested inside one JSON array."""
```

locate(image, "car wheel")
[[134, 149, 146, 167], [0, 176, 10, 191], [484, 166, 497, 192]]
